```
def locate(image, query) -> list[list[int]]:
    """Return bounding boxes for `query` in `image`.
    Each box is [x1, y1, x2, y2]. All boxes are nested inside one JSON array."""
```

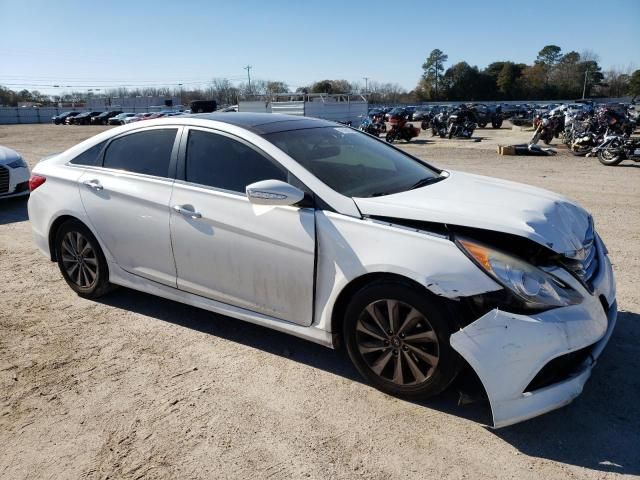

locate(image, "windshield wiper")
[[408, 176, 443, 190]]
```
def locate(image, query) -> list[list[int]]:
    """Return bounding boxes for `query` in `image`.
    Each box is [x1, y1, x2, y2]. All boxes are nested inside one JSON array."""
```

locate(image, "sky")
[[1, 0, 639, 95]]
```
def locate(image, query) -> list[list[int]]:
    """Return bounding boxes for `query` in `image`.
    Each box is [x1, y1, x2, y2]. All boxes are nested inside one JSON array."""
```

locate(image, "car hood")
[[0, 145, 21, 165], [353, 170, 592, 255]]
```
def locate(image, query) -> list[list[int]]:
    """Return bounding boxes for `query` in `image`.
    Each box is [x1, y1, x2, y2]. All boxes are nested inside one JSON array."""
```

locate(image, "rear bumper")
[[451, 241, 617, 428]]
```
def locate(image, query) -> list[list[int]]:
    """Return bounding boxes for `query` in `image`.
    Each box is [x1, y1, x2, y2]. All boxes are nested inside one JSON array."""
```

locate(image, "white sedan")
[[27, 113, 617, 428], [0, 145, 30, 199]]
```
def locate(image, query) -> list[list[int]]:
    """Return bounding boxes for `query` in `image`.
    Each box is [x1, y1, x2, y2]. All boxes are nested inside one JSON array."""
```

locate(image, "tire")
[[342, 281, 461, 399], [55, 220, 113, 299], [597, 149, 624, 166], [385, 132, 395, 143], [491, 119, 503, 129], [478, 122, 487, 128]]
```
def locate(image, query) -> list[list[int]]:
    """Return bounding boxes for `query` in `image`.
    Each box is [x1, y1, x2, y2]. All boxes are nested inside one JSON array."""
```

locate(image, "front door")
[[169, 128, 316, 325]]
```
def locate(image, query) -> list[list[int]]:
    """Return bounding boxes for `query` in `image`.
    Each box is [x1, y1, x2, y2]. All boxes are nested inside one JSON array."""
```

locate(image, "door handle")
[[172, 204, 202, 219], [83, 179, 103, 191]]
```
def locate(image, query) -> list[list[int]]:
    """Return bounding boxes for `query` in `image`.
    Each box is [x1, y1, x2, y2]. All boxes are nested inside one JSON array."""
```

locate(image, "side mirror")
[[245, 179, 305, 207]]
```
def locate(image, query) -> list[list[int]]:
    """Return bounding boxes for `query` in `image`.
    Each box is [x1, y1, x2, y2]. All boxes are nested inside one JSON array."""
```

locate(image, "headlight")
[[7, 158, 27, 169], [457, 238, 582, 310]]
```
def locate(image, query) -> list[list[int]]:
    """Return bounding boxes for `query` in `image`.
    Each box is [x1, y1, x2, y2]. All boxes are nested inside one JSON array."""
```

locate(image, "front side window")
[[185, 130, 286, 193], [264, 127, 441, 198], [103, 129, 177, 177]]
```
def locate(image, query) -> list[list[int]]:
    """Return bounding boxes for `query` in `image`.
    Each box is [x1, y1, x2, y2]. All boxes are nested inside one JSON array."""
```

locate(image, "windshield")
[[265, 126, 441, 198]]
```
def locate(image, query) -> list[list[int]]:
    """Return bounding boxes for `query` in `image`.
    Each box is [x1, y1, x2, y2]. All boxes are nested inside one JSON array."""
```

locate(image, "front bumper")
[[450, 236, 616, 428]]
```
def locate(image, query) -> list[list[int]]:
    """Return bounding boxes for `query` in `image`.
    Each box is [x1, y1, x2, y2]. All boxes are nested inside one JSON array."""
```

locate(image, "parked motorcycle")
[[385, 113, 419, 143], [359, 116, 387, 137], [591, 135, 640, 166], [431, 111, 449, 137], [531, 111, 564, 145], [446, 106, 476, 139]]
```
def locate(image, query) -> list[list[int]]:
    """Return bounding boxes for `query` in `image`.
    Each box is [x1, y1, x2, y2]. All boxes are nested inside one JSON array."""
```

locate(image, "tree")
[[310, 79, 351, 94], [421, 49, 448, 99], [536, 45, 562, 67], [629, 69, 640, 97], [442, 62, 481, 100], [496, 62, 520, 99], [265, 81, 289, 95]]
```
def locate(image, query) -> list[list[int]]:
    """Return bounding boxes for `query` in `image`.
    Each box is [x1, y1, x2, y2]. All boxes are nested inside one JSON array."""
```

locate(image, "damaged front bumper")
[[450, 240, 617, 428]]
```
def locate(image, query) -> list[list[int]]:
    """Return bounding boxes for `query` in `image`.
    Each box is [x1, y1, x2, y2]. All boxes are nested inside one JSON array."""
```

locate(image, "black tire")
[[597, 149, 624, 166], [55, 219, 113, 299], [385, 132, 395, 143], [343, 281, 461, 399], [478, 122, 487, 128], [492, 119, 503, 129]]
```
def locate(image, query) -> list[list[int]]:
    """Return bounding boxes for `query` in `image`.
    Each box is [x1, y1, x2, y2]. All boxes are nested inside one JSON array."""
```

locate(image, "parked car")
[[108, 113, 136, 125], [27, 113, 617, 429], [385, 107, 408, 121], [0, 145, 30, 199], [124, 112, 153, 124], [469, 104, 503, 128], [91, 111, 123, 125], [69, 111, 103, 125], [52, 111, 81, 125]]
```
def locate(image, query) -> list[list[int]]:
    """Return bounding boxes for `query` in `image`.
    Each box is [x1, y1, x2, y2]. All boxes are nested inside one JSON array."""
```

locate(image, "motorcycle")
[[431, 111, 449, 137], [591, 134, 640, 166], [531, 111, 564, 145], [446, 108, 476, 139], [385, 113, 419, 143]]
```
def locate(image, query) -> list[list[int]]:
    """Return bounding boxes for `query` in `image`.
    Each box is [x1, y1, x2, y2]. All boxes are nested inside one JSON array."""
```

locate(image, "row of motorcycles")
[[531, 104, 639, 166], [359, 105, 480, 143]]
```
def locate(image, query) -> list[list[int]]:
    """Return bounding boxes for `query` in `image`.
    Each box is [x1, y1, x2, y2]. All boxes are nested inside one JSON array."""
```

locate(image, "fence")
[[0, 105, 183, 125]]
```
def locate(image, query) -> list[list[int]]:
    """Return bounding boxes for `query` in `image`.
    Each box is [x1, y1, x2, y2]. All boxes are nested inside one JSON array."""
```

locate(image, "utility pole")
[[582, 68, 590, 100], [363, 76, 369, 94], [244, 65, 252, 95]]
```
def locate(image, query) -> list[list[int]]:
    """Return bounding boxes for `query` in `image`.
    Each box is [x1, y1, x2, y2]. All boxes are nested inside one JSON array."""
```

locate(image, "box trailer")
[[239, 93, 368, 126]]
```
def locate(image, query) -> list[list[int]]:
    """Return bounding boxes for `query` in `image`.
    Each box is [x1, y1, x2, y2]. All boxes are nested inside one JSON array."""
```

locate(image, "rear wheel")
[[385, 132, 395, 143], [478, 122, 487, 128], [55, 220, 113, 298], [491, 119, 503, 129], [343, 282, 461, 399]]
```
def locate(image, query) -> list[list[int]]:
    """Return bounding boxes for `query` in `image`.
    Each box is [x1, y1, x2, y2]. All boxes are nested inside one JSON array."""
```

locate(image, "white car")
[[0, 145, 31, 199], [27, 114, 617, 428]]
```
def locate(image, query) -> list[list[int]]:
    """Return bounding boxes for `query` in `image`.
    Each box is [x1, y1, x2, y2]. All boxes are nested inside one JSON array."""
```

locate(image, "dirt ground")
[[1, 123, 639, 480]]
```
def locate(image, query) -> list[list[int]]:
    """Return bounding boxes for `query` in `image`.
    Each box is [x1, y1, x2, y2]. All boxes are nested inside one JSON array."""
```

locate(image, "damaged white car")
[[28, 114, 616, 428]]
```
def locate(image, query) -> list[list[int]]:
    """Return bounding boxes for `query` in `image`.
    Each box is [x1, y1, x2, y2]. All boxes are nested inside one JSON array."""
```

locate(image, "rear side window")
[[103, 129, 177, 177], [69, 140, 107, 166], [185, 130, 286, 193]]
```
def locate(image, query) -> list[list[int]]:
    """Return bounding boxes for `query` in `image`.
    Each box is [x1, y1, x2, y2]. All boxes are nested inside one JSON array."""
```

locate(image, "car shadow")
[[96, 288, 638, 474], [0, 196, 29, 225]]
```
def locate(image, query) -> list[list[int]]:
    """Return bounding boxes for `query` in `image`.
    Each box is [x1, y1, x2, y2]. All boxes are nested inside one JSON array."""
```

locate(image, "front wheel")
[[478, 122, 487, 128], [598, 148, 624, 166], [343, 282, 461, 398], [385, 132, 395, 143], [55, 220, 113, 298]]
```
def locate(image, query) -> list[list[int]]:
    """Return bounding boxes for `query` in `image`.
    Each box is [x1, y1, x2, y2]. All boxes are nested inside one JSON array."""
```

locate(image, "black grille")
[[562, 221, 599, 289], [0, 166, 9, 194], [525, 345, 593, 392]]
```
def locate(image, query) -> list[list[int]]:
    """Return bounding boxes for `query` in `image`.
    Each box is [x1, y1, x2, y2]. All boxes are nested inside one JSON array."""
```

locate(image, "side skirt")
[[108, 262, 336, 349]]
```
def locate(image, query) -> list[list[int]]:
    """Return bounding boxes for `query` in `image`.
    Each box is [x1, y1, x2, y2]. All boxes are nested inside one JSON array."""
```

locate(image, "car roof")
[[183, 112, 337, 134]]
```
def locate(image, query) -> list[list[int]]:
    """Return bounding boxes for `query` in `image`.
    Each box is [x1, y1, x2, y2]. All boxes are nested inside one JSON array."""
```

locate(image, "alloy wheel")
[[355, 299, 440, 386], [60, 231, 99, 289]]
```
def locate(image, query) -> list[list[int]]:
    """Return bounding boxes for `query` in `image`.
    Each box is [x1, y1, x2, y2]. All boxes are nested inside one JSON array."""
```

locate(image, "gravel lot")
[[1, 123, 639, 479]]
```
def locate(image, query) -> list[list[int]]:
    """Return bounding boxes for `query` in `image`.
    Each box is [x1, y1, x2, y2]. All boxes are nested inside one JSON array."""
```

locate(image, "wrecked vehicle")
[[28, 113, 616, 428]]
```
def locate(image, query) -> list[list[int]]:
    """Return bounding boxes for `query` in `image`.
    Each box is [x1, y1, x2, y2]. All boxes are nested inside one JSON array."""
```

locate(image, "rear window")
[[102, 129, 177, 177], [69, 140, 108, 166]]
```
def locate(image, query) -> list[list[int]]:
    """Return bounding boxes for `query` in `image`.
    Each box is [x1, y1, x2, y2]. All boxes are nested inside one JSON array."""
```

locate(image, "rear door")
[[79, 126, 181, 286], [169, 127, 316, 325]]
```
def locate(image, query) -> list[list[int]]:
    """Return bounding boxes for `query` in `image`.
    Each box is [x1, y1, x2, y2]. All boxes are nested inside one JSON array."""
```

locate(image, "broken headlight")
[[457, 238, 582, 310]]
